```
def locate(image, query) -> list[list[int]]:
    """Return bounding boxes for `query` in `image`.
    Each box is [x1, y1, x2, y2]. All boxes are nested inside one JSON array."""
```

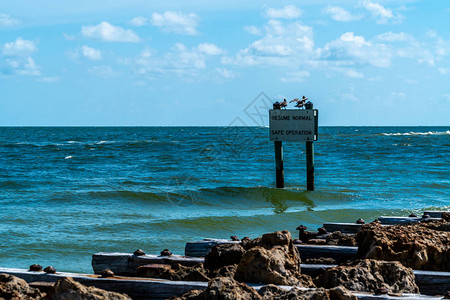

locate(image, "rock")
[[356, 218, 365, 224], [325, 231, 357, 246], [44, 266, 56, 274], [172, 277, 261, 300], [306, 239, 327, 245], [318, 227, 328, 235], [204, 243, 245, 271], [47, 277, 131, 299], [356, 220, 450, 270], [258, 285, 356, 300], [202, 277, 261, 300], [0, 273, 44, 299], [137, 263, 210, 282], [234, 245, 302, 286], [171, 289, 204, 300], [293, 239, 302, 244], [444, 290, 450, 299], [260, 230, 291, 247], [160, 249, 172, 256], [409, 213, 418, 218], [208, 264, 238, 279], [100, 268, 114, 278], [442, 212, 450, 222], [137, 264, 172, 279], [176, 264, 210, 282], [133, 249, 145, 256], [242, 237, 261, 250], [230, 235, 240, 241], [234, 230, 311, 286], [29, 264, 43, 271], [304, 257, 336, 265], [318, 259, 419, 294]]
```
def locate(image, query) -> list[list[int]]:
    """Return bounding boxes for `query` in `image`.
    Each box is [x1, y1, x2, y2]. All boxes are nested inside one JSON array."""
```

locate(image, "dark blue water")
[[0, 127, 449, 273]]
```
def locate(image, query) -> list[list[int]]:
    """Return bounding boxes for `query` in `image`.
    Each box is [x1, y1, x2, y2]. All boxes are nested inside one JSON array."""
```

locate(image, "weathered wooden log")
[[0, 267, 207, 300], [185, 239, 239, 257], [423, 211, 449, 218], [378, 216, 422, 224], [322, 223, 364, 234], [92, 252, 203, 275], [296, 245, 358, 263], [0, 267, 442, 299], [414, 269, 450, 296]]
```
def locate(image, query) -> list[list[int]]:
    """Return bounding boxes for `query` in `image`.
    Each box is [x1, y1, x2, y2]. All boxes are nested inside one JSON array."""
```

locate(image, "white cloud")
[[244, 25, 262, 35], [280, 70, 310, 82], [82, 22, 140, 42], [197, 43, 225, 55], [223, 20, 315, 67], [265, 5, 302, 19], [323, 6, 361, 22], [361, 0, 403, 24], [375, 32, 413, 42], [215, 68, 237, 79], [0, 13, 20, 26], [320, 32, 392, 67], [124, 42, 224, 81], [130, 16, 148, 27], [3, 37, 37, 56], [442, 94, 450, 101], [5, 57, 40, 76], [81, 45, 102, 60], [150, 11, 199, 35]]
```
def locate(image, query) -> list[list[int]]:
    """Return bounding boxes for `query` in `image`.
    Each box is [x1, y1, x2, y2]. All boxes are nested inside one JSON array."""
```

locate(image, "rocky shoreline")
[[2, 215, 450, 299]]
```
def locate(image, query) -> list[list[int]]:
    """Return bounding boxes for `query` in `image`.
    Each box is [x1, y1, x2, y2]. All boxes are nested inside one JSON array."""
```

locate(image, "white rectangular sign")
[[269, 109, 318, 141]]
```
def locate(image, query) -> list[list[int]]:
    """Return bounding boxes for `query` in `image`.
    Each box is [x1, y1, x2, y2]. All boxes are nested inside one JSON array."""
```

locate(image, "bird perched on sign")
[[290, 96, 308, 109], [280, 98, 288, 109]]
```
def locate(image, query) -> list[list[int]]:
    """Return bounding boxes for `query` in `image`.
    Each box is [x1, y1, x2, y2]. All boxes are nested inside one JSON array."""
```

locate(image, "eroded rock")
[[318, 259, 419, 294], [258, 285, 356, 300], [234, 245, 302, 286], [356, 220, 450, 270], [204, 243, 245, 271], [172, 277, 261, 300], [47, 277, 131, 299], [0, 273, 44, 299]]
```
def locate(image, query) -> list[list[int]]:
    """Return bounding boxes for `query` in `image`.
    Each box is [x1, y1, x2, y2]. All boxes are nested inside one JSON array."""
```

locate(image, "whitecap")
[[64, 156, 73, 159], [382, 131, 450, 136]]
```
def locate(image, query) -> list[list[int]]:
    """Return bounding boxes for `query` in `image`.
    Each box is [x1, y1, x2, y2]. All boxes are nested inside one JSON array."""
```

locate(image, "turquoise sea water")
[[0, 126, 449, 273]]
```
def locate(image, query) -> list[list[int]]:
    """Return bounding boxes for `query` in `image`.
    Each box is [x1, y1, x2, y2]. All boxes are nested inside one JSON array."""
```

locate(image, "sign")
[[269, 109, 318, 141]]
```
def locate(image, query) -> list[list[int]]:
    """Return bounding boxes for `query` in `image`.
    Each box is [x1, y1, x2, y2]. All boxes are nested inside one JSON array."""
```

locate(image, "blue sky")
[[1, 0, 449, 126]]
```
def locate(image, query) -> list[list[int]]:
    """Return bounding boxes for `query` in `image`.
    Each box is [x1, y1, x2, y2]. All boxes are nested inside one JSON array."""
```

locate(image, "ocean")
[[0, 126, 449, 273]]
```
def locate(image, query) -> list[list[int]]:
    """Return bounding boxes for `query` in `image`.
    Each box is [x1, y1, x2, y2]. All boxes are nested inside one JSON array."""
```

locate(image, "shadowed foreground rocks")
[[356, 219, 450, 270], [318, 259, 419, 294], [172, 277, 357, 300], [0, 274, 131, 300], [0, 273, 44, 299]]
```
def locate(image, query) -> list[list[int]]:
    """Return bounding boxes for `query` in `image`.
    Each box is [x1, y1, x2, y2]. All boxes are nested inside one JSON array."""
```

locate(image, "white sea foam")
[[64, 156, 73, 159], [382, 130, 450, 136]]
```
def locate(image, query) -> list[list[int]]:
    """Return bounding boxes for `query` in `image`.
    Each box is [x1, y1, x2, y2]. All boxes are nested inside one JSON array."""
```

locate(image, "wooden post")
[[273, 102, 284, 188], [274, 141, 284, 188], [305, 102, 314, 191], [306, 141, 314, 191]]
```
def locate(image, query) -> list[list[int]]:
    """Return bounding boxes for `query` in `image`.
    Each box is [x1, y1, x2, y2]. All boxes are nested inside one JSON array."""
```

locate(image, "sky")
[[0, 0, 449, 126]]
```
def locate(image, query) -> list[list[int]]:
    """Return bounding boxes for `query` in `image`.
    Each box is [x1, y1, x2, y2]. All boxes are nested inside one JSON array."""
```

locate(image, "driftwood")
[[92, 252, 203, 275], [0, 267, 207, 300]]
